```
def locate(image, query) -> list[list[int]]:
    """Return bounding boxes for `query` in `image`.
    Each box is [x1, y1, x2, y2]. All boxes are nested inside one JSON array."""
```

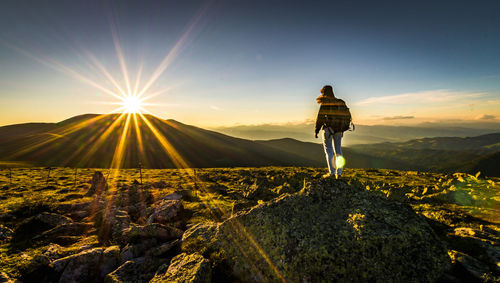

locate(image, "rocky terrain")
[[0, 167, 498, 282]]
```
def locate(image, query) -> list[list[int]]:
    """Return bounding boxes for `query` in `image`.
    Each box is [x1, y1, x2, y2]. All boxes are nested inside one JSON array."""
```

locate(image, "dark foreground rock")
[[183, 179, 450, 282], [150, 253, 211, 283]]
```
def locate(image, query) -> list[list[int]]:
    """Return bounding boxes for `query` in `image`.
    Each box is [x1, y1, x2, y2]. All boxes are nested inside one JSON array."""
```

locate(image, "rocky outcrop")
[[150, 253, 211, 283], [183, 179, 450, 282]]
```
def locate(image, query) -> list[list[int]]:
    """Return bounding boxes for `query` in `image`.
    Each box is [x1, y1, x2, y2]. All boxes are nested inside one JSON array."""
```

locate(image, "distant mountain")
[[255, 138, 413, 170], [457, 151, 500, 177], [0, 114, 323, 168], [214, 123, 500, 145], [349, 134, 500, 175]]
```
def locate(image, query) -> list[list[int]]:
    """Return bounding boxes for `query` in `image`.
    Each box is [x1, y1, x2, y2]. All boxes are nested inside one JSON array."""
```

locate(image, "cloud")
[[210, 105, 221, 111], [355, 89, 485, 106], [476, 114, 496, 120], [382, 115, 415, 120]]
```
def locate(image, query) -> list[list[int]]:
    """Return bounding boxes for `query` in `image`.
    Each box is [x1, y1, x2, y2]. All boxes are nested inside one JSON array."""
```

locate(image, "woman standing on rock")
[[314, 85, 352, 179]]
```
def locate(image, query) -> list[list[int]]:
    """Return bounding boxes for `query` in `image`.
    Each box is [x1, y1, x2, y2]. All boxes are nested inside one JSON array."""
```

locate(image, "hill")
[[0, 114, 325, 168], [349, 133, 500, 175], [255, 138, 413, 170]]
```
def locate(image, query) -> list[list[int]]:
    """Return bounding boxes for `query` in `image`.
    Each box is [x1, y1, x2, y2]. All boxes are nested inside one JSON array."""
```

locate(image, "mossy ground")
[[0, 167, 498, 280]]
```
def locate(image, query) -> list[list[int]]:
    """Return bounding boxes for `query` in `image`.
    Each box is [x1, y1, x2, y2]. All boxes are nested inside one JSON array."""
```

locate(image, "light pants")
[[322, 128, 343, 176]]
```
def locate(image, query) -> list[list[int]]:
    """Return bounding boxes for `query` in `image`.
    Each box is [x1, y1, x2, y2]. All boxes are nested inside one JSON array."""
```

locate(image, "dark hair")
[[320, 85, 335, 97]]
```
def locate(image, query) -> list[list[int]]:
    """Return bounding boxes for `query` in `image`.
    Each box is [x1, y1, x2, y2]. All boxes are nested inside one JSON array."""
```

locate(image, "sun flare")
[[121, 96, 142, 113]]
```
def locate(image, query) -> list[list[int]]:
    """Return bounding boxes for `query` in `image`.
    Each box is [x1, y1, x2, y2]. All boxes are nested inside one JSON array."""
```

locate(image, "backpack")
[[322, 99, 353, 133]]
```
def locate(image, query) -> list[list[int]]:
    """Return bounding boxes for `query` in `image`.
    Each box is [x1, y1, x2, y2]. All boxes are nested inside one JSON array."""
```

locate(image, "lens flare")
[[335, 155, 346, 169]]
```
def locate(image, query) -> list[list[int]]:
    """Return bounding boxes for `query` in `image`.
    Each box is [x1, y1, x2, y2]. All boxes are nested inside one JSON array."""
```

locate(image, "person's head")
[[320, 85, 335, 97]]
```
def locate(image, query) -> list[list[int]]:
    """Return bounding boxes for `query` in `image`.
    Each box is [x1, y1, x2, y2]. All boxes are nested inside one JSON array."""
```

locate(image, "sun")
[[121, 96, 142, 113]]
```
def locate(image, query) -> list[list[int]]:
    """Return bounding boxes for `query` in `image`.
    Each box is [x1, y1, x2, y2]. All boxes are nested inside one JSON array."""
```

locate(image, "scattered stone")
[[35, 222, 93, 242], [43, 244, 64, 260], [150, 253, 211, 283], [161, 192, 183, 201], [120, 238, 159, 263], [100, 246, 121, 278], [0, 225, 13, 243], [105, 256, 167, 283], [87, 171, 108, 196], [145, 239, 180, 258], [119, 223, 183, 246], [146, 199, 184, 228], [13, 213, 73, 242], [20, 255, 57, 282], [55, 246, 119, 281], [448, 250, 492, 280]]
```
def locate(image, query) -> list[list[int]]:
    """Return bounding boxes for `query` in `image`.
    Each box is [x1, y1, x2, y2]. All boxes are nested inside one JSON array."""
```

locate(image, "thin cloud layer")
[[382, 115, 415, 120], [355, 90, 485, 105]]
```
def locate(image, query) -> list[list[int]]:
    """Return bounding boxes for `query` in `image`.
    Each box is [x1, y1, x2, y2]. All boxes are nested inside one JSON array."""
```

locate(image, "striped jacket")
[[314, 97, 350, 135]]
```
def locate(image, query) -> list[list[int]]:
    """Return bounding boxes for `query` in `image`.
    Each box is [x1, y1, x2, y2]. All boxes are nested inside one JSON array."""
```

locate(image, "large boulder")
[[183, 179, 450, 282], [150, 253, 211, 283]]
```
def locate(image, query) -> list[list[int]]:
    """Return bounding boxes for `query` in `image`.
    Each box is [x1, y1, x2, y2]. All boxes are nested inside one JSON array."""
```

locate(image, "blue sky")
[[0, 0, 499, 126]]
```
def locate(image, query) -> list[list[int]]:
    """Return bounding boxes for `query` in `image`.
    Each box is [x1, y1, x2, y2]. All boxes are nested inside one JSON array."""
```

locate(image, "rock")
[[120, 238, 159, 263], [114, 184, 154, 221], [146, 240, 180, 258], [161, 192, 183, 201], [448, 250, 492, 280], [182, 223, 218, 254], [119, 223, 183, 246], [101, 246, 121, 278], [0, 225, 13, 243], [87, 171, 108, 196], [13, 213, 73, 242], [186, 179, 450, 282], [94, 208, 131, 244], [105, 256, 167, 283], [146, 199, 184, 228], [34, 222, 93, 242], [20, 255, 57, 282], [56, 247, 119, 281], [150, 253, 211, 283]]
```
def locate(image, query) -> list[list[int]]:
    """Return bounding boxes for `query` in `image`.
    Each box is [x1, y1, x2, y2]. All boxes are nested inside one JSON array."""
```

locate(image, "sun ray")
[[3, 43, 124, 101], [137, 3, 211, 98], [110, 20, 133, 95], [111, 113, 132, 169], [132, 113, 145, 165], [84, 50, 128, 97]]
